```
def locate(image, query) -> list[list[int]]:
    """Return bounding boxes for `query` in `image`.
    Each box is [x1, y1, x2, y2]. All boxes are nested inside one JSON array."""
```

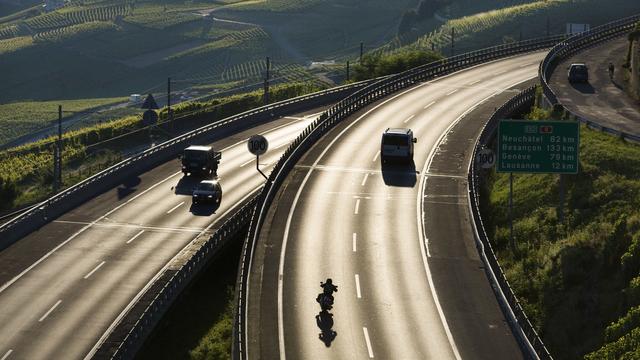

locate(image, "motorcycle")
[[316, 292, 334, 310]]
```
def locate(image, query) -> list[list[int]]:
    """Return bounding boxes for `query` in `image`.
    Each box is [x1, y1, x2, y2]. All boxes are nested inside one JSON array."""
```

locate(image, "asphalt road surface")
[[246, 53, 547, 359], [550, 36, 640, 135], [0, 109, 325, 360]]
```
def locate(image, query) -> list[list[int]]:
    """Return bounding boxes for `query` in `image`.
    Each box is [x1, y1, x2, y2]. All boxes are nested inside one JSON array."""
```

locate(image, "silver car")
[[192, 180, 222, 205]]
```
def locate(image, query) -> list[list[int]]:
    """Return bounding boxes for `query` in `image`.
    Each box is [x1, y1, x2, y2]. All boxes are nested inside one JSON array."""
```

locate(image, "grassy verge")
[[136, 239, 242, 360], [482, 111, 640, 358], [0, 82, 321, 212]]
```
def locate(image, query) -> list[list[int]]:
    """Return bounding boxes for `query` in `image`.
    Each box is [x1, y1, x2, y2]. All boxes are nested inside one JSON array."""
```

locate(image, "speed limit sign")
[[248, 135, 269, 156], [476, 148, 495, 169]]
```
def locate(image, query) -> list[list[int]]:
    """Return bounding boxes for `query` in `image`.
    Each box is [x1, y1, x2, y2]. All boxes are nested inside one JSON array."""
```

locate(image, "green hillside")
[[483, 100, 640, 359]]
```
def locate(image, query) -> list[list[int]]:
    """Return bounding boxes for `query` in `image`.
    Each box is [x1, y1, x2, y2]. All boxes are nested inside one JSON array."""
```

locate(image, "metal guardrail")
[[233, 35, 566, 360], [468, 86, 553, 360], [95, 197, 258, 359], [539, 14, 640, 142], [0, 80, 374, 251]]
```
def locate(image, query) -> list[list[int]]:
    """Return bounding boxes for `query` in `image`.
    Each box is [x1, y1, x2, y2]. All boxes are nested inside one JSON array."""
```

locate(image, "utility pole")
[[360, 42, 364, 63], [346, 61, 350, 82], [53, 105, 62, 192], [451, 27, 455, 57], [264, 57, 270, 105], [167, 77, 172, 132]]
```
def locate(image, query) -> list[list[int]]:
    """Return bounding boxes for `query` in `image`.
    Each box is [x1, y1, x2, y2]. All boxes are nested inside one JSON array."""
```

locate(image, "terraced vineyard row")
[[0, 23, 29, 40], [33, 21, 118, 43], [25, 3, 130, 30], [123, 6, 200, 29], [0, 36, 33, 55]]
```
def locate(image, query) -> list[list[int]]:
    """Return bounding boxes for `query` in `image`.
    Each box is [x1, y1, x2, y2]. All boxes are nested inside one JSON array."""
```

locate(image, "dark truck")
[[181, 145, 221, 177]]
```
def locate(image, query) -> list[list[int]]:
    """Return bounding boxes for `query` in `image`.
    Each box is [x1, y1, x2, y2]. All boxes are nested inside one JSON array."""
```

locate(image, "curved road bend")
[[247, 53, 547, 360], [0, 108, 326, 360], [550, 36, 640, 134]]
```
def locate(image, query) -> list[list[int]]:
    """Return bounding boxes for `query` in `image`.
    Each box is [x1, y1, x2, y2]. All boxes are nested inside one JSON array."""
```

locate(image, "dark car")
[[192, 180, 222, 205], [381, 128, 417, 163], [568, 63, 589, 83]]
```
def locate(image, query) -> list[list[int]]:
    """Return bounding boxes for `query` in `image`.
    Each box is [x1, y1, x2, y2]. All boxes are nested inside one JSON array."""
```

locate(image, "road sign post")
[[248, 134, 269, 181]]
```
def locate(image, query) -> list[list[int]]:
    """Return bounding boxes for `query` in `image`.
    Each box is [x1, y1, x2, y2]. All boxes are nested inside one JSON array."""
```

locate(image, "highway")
[[549, 36, 640, 134], [246, 53, 547, 359], [0, 109, 325, 360]]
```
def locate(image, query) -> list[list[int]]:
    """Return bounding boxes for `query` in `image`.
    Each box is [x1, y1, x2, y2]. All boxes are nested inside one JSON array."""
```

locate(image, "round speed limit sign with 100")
[[248, 134, 269, 156]]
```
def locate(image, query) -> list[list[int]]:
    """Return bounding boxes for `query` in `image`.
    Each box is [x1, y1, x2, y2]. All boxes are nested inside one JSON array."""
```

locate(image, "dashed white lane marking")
[[54, 220, 203, 233], [354, 199, 361, 215], [446, 89, 458, 96], [1, 350, 12, 360], [126, 230, 145, 244], [494, 70, 507, 75], [84, 261, 106, 280], [355, 274, 362, 298], [240, 157, 255, 167], [403, 114, 415, 124], [363, 327, 374, 358], [39, 300, 62, 322], [352, 233, 357, 252], [361, 173, 369, 186], [468, 80, 481, 86], [423, 101, 436, 110], [519, 62, 534, 67], [372, 151, 380, 162], [166, 201, 185, 214]]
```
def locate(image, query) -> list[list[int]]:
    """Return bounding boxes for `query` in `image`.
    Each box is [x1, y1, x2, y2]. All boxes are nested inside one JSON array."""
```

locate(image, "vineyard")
[[25, 3, 130, 30], [33, 21, 119, 43], [0, 35, 33, 55], [123, 4, 201, 29]]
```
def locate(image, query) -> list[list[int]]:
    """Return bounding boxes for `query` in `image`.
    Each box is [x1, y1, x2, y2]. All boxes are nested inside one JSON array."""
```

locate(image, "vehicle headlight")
[[207, 195, 213, 198], [194, 194, 199, 197], [202, 167, 207, 170]]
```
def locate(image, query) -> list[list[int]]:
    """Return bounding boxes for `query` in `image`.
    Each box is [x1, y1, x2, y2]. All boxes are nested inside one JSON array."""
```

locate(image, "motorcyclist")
[[320, 278, 338, 296]]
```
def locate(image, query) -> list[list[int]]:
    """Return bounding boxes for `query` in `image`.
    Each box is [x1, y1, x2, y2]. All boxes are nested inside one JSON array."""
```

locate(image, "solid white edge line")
[[361, 173, 369, 186], [38, 299, 62, 322], [87, 186, 263, 360], [423, 101, 436, 110], [372, 151, 380, 162], [276, 80, 437, 360], [0, 170, 183, 296], [363, 327, 374, 358], [1, 349, 12, 360], [126, 230, 145, 244], [88, 117, 311, 360], [425, 237, 431, 257], [83, 261, 106, 280], [416, 75, 538, 360], [352, 233, 357, 252], [355, 274, 362, 299], [354, 199, 360, 215], [274, 54, 543, 360], [166, 201, 185, 214]]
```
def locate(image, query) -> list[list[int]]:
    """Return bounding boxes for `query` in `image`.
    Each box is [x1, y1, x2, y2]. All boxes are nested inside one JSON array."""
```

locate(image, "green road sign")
[[497, 120, 579, 174]]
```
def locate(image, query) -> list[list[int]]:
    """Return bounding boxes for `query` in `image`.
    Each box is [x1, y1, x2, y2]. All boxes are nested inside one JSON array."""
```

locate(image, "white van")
[[380, 128, 417, 163]]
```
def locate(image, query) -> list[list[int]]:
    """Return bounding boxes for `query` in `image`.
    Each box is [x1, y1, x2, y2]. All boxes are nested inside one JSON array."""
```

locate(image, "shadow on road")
[[117, 176, 141, 199], [173, 176, 201, 195], [316, 310, 337, 347], [189, 201, 219, 216], [381, 161, 417, 187], [571, 82, 595, 94]]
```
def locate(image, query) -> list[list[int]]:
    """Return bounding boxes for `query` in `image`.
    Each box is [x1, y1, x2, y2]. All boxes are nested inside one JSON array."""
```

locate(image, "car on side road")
[[381, 128, 417, 163], [192, 180, 222, 205], [568, 63, 589, 83]]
